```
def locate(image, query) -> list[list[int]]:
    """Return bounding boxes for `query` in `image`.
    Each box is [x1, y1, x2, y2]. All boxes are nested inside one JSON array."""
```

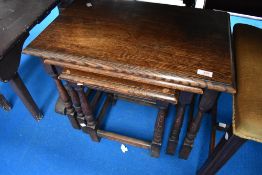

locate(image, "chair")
[[198, 24, 262, 175]]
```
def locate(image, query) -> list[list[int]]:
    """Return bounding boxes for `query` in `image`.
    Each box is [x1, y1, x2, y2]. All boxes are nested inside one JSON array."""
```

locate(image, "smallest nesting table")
[[24, 0, 235, 157]]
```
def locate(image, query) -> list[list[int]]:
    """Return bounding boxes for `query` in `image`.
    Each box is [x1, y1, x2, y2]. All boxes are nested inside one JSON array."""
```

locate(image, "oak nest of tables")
[[23, 0, 235, 158]]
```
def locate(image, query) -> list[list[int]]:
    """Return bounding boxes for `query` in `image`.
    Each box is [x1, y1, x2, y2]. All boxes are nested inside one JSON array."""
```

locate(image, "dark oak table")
[[0, 0, 59, 119], [24, 0, 235, 157]]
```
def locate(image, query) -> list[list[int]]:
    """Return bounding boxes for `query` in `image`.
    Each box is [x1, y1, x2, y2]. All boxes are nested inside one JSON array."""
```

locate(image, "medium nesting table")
[[23, 0, 235, 158], [0, 0, 59, 120]]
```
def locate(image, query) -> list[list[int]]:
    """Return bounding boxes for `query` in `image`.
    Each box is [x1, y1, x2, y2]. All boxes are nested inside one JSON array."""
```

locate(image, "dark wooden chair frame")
[[197, 126, 246, 175]]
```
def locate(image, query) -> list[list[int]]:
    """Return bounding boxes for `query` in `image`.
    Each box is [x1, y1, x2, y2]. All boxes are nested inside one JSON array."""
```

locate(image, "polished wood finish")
[[24, 0, 235, 93], [66, 82, 85, 125], [59, 69, 178, 104], [44, 64, 80, 129], [166, 92, 194, 155], [75, 85, 99, 141], [179, 89, 219, 159], [97, 130, 152, 150], [151, 105, 169, 157], [197, 128, 246, 175], [44, 59, 204, 94], [23, 0, 236, 157], [59, 70, 168, 157]]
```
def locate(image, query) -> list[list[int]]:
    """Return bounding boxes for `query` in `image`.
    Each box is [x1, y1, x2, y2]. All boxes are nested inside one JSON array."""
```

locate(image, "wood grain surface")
[[59, 69, 178, 104], [24, 0, 235, 93]]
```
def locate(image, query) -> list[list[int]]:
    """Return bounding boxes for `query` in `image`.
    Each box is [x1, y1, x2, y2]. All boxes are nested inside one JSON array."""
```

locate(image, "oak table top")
[[24, 0, 235, 94], [0, 0, 59, 59]]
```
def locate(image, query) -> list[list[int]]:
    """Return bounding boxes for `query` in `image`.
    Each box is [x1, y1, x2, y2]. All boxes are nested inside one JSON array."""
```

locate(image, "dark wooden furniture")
[[0, 93, 11, 111], [205, 0, 262, 17], [198, 24, 262, 175], [23, 0, 235, 157], [60, 69, 175, 157], [0, 0, 59, 120]]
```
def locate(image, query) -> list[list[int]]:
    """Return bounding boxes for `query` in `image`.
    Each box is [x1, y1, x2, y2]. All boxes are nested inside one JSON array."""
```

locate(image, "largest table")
[[24, 0, 235, 158]]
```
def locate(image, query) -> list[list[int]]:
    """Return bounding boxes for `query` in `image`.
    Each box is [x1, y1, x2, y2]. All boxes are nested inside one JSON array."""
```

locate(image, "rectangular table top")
[[24, 0, 236, 93], [60, 69, 178, 104], [0, 0, 59, 59]]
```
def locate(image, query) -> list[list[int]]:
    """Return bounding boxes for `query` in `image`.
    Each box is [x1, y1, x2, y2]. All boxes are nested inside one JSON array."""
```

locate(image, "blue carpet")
[[0, 7, 262, 175]]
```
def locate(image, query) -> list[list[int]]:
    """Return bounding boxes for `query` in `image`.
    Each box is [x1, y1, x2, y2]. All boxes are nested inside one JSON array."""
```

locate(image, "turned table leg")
[[66, 82, 85, 126], [197, 128, 246, 175], [9, 73, 42, 120], [75, 84, 100, 142], [151, 103, 168, 157], [0, 93, 12, 111], [179, 89, 218, 159], [44, 64, 80, 129], [166, 92, 194, 155]]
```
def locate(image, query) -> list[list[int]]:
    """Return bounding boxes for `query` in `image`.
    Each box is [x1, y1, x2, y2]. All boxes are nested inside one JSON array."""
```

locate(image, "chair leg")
[[209, 101, 218, 155], [0, 93, 12, 111], [9, 73, 42, 120], [197, 131, 246, 175]]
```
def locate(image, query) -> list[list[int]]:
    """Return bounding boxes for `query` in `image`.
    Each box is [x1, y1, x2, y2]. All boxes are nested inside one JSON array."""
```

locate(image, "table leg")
[[9, 73, 42, 120], [179, 89, 218, 159], [197, 129, 246, 175], [66, 82, 85, 125], [0, 93, 12, 111], [151, 103, 168, 157], [44, 64, 80, 129], [75, 85, 99, 142], [166, 92, 194, 155]]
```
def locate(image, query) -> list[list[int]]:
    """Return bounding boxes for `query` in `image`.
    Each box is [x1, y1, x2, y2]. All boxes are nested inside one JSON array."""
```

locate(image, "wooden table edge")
[[23, 48, 236, 94]]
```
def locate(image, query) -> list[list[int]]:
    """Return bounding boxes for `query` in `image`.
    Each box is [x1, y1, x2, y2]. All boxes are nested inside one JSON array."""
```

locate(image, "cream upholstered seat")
[[233, 24, 262, 143]]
